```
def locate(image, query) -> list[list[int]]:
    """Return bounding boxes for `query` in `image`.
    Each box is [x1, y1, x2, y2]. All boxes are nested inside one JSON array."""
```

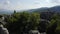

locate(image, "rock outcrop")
[[0, 24, 9, 34]]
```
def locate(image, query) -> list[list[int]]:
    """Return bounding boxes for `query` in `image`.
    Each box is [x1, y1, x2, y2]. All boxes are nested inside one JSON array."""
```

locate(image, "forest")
[[1, 10, 60, 34]]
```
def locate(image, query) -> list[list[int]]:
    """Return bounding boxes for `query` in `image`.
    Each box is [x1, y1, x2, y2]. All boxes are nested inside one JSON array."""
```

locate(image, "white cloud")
[[6, 0, 10, 4], [7, 0, 60, 10], [50, 0, 60, 4], [0, 0, 13, 10], [0, 0, 60, 10], [2, 0, 10, 5]]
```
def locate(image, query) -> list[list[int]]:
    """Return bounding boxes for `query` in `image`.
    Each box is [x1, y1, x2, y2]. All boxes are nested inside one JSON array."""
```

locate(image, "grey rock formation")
[[0, 24, 9, 34], [0, 15, 9, 34], [40, 32, 46, 34], [29, 30, 40, 34]]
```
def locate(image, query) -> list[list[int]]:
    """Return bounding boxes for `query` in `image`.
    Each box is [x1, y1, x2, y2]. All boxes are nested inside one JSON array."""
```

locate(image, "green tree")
[[14, 10, 16, 13], [5, 12, 40, 34]]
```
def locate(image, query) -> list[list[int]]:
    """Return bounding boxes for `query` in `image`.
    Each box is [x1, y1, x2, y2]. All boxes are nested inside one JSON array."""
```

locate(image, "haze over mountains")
[[0, 6, 60, 14], [0, 9, 14, 15], [28, 6, 60, 13]]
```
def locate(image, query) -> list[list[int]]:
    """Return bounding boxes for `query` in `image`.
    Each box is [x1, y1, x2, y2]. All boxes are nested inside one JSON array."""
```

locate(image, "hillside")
[[27, 6, 60, 13]]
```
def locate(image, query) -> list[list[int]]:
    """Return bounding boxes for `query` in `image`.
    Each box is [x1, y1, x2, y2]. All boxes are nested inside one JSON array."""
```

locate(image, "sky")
[[0, 0, 60, 10]]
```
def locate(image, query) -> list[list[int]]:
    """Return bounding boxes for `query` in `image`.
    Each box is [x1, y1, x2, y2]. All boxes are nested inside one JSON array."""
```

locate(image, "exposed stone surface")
[[0, 24, 9, 34], [29, 30, 40, 34], [40, 32, 46, 34]]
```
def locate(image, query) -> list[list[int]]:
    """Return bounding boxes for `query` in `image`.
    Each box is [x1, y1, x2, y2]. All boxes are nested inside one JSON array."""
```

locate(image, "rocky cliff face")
[[0, 24, 9, 34]]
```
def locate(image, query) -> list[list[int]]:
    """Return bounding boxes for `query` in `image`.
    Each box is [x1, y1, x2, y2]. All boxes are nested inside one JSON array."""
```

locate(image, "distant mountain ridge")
[[27, 6, 60, 13], [0, 6, 60, 15], [49, 6, 60, 12], [0, 9, 14, 15]]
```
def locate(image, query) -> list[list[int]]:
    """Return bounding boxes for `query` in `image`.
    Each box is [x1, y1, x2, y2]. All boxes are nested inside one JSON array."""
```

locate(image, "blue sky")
[[0, 0, 60, 10]]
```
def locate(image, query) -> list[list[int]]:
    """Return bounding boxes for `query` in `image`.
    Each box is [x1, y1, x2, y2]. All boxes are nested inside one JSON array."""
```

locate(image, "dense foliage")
[[5, 11, 40, 34], [3, 11, 60, 34]]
